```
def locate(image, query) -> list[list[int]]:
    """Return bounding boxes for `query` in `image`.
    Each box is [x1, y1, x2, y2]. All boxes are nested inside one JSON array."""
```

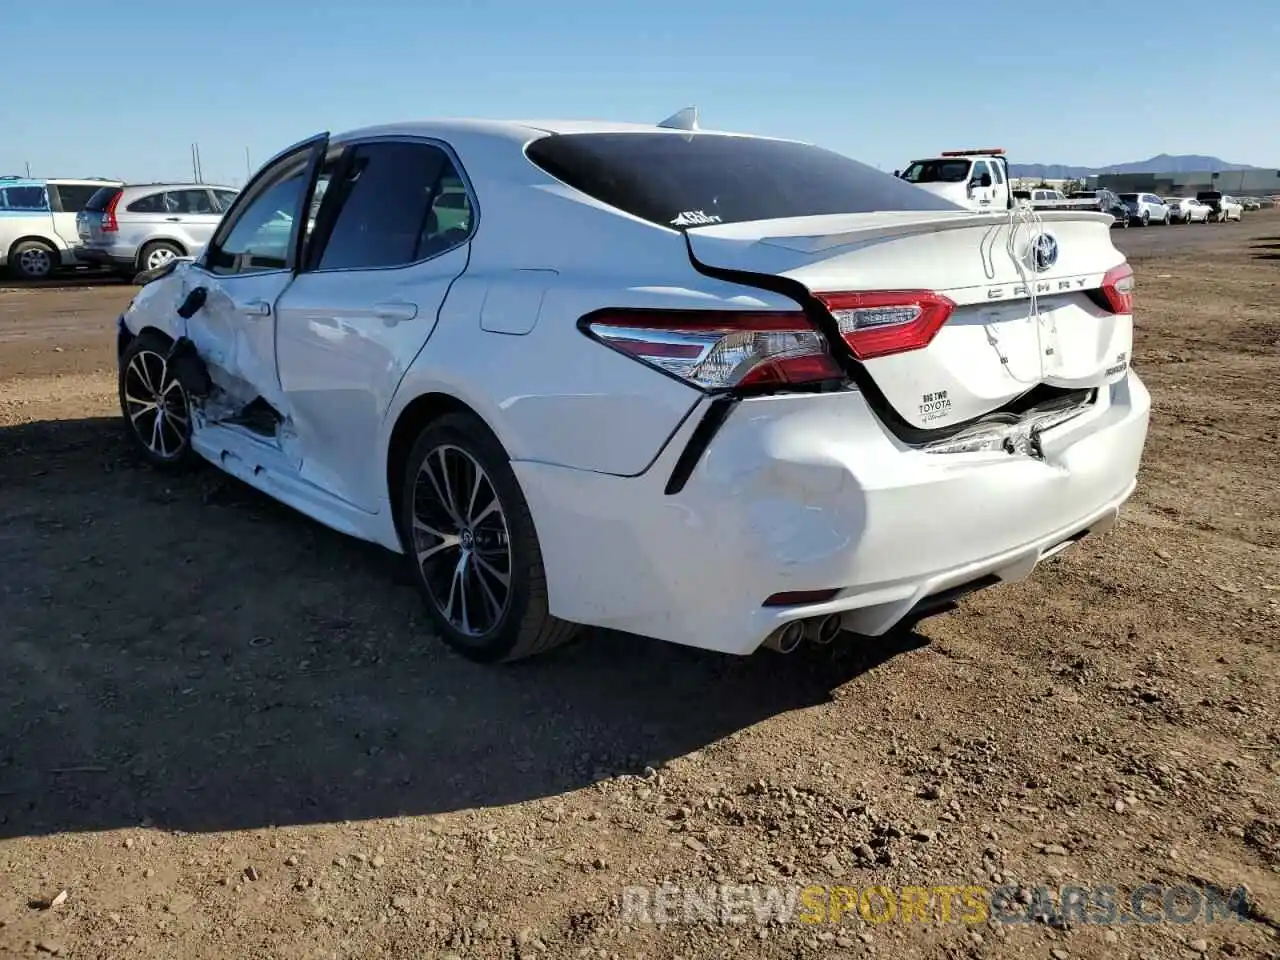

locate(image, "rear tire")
[[398, 412, 579, 663], [8, 239, 58, 281], [1141, 211, 1150, 227], [137, 241, 183, 273], [118, 330, 198, 472]]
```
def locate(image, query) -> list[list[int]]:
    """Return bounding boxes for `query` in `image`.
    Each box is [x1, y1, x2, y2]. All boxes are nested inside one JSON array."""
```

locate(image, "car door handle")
[[373, 301, 418, 324], [240, 299, 272, 317], [165, 217, 182, 222]]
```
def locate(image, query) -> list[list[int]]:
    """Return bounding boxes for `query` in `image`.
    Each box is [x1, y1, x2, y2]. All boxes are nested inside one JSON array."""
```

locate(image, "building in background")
[[1089, 169, 1280, 198]]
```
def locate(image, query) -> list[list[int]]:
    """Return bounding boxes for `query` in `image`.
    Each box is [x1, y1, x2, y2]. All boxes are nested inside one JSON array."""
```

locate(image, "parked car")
[[1240, 197, 1262, 211], [1118, 193, 1170, 226], [0, 176, 123, 280], [1163, 197, 1212, 224], [1196, 191, 1244, 223], [114, 116, 1149, 663], [75, 182, 239, 277], [1068, 189, 1130, 227]]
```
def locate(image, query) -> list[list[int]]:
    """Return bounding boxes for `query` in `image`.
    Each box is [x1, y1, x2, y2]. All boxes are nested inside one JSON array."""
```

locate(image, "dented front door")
[[182, 133, 329, 422]]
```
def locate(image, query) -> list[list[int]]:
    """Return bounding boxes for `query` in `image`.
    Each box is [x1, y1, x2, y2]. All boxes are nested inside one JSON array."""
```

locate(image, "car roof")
[[0, 177, 122, 187], [119, 182, 238, 192], [330, 117, 792, 146]]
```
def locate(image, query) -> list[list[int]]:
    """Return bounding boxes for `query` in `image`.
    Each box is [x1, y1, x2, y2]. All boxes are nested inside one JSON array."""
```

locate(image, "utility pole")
[[25, 161, 31, 177], [195, 142, 203, 184], [245, 146, 252, 180], [191, 143, 198, 182]]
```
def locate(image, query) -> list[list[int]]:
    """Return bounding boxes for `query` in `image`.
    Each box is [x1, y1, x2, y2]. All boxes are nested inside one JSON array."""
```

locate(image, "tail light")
[[815, 291, 955, 360], [1096, 263, 1134, 314], [101, 192, 122, 232], [583, 310, 842, 390]]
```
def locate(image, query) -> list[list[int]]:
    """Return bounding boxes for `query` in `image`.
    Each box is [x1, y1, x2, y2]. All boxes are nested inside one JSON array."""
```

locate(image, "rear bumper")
[[74, 246, 134, 269], [516, 373, 1151, 655]]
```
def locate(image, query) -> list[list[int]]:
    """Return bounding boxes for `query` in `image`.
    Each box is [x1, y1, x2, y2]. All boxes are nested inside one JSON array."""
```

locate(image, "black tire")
[[118, 330, 198, 471], [398, 411, 578, 663], [1140, 211, 1150, 227], [8, 239, 58, 281], [137, 240, 183, 274]]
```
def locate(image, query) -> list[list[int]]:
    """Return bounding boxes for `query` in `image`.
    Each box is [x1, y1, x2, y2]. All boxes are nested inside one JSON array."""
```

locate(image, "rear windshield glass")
[[84, 186, 122, 212], [525, 132, 959, 229], [1068, 192, 1096, 199], [1118, 193, 1138, 201]]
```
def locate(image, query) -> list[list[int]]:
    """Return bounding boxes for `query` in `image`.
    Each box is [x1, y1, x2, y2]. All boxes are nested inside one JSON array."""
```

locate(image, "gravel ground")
[[1, 214, 1277, 960]]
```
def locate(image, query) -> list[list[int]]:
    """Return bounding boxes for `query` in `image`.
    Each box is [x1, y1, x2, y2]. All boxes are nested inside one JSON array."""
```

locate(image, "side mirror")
[[892, 169, 901, 178]]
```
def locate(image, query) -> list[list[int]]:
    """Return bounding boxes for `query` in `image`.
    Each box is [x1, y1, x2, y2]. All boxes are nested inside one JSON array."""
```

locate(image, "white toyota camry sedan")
[[115, 113, 1150, 663]]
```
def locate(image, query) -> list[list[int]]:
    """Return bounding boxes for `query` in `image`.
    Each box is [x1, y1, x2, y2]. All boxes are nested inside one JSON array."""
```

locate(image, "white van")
[[0, 176, 123, 280]]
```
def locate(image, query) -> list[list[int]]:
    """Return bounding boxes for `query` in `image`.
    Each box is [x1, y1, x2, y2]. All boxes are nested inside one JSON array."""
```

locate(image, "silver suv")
[[76, 183, 238, 277]]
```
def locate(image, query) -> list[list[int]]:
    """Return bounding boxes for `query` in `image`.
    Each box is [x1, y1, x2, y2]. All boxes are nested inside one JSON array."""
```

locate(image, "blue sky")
[[4, 0, 1277, 185]]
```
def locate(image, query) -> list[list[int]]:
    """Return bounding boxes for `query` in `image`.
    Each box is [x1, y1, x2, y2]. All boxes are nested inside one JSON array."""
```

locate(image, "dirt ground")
[[1, 216, 1277, 960]]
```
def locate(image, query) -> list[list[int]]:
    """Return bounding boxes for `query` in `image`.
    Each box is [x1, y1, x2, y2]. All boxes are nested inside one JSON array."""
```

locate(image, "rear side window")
[[526, 133, 958, 229], [213, 189, 239, 212], [52, 184, 104, 212], [314, 141, 472, 271], [126, 192, 166, 213], [164, 189, 216, 214], [84, 186, 122, 212], [0, 185, 49, 211]]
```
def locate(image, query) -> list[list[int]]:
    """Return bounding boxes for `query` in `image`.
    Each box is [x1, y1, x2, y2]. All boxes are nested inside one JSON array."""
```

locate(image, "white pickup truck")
[[894, 149, 1014, 212], [1012, 188, 1099, 212]]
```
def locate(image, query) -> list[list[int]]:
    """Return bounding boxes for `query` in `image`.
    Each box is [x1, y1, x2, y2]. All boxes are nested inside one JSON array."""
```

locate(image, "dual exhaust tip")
[[762, 613, 844, 654]]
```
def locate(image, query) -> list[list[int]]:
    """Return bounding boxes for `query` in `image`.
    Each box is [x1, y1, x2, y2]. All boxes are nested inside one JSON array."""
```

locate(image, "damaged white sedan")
[[116, 113, 1150, 663]]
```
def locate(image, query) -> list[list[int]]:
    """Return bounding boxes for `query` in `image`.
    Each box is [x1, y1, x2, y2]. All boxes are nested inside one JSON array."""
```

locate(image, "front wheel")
[[398, 412, 578, 663], [118, 331, 197, 471]]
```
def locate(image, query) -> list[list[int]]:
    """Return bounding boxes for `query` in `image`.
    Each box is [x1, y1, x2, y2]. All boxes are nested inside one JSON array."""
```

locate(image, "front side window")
[[213, 189, 239, 212], [898, 159, 972, 185], [970, 161, 991, 184], [207, 151, 313, 275], [0, 185, 49, 211], [314, 141, 472, 271]]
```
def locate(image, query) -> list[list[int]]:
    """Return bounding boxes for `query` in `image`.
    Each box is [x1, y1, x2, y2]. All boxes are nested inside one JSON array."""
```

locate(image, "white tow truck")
[[894, 149, 1014, 212], [895, 149, 1099, 214]]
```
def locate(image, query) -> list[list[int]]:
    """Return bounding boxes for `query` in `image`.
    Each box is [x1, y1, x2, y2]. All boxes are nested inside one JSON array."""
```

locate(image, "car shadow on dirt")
[[0, 415, 929, 841]]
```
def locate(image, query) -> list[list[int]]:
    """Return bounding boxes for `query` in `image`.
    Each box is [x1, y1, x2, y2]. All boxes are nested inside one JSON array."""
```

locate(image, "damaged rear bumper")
[[513, 372, 1151, 655]]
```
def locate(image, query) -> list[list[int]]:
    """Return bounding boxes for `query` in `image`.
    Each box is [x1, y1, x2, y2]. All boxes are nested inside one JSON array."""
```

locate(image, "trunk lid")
[[685, 210, 1132, 431]]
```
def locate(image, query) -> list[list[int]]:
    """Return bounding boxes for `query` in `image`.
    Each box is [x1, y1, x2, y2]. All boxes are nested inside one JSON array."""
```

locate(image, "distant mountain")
[[1009, 154, 1260, 179]]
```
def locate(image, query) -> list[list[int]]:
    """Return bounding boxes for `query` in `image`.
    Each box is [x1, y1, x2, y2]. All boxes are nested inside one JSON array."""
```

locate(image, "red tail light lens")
[[101, 191, 121, 232], [584, 310, 842, 390], [815, 290, 956, 360], [1097, 262, 1134, 314]]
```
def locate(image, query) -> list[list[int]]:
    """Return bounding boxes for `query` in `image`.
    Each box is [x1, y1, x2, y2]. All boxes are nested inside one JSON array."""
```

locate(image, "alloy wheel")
[[18, 247, 52, 279], [146, 246, 178, 270], [411, 444, 513, 637], [122, 349, 189, 460]]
